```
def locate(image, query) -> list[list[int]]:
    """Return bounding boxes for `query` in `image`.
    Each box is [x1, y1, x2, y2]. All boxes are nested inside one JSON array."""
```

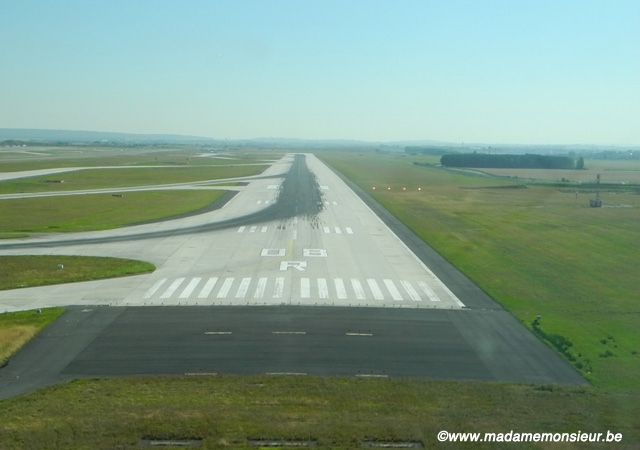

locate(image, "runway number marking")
[[262, 249, 285, 256], [280, 261, 307, 271]]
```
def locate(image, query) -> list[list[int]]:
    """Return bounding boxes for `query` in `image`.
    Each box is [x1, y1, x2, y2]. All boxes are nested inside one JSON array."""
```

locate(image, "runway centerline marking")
[[272, 331, 307, 335], [266, 372, 307, 376], [346, 332, 373, 336], [205, 331, 232, 335]]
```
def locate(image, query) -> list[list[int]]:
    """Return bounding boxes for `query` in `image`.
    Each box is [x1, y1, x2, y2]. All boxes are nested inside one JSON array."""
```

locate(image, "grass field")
[[0, 376, 636, 450], [0, 148, 638, 449], [318, 151, 639, 392], [0, 255, 155, 291], [0, 190, 227, 233]]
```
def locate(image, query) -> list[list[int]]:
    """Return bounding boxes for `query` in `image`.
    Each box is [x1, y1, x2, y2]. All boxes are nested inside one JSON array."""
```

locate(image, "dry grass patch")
[[0, 325, 38, 365]]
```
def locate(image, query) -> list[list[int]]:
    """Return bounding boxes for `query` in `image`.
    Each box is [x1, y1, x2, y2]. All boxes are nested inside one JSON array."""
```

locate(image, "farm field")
[[466, 159, 640, 184]]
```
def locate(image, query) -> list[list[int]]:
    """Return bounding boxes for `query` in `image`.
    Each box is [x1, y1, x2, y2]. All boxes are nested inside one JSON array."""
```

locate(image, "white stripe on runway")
[[335, 227, 342, 234], [418, 281, 440, 302], [335, 278, 347, 299], [179, 277, 201, 299], [144, 278, 167, 299], [346, 227, 354, 234], [261, 226, 268, 233], [249, 226, 257, 233], [317, 278, 329, 298], [401, 280, 422, 302], [235, 277, 251, 298], [300, 278, 311, 298], [273, 277, 285, 298], [367, 279, 385, 301], [254, 277, 268, 298], [351, 278, 366, 300], [160, 277, 185, 299], [198, 277, 218, 298], [217, 278, 235, 298], [237, 226, 245, 233], [323, 226, 330, 234], [384, 279, 403, 301]]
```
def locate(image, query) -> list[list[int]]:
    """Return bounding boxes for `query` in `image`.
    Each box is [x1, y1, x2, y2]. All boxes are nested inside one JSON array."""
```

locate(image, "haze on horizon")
[[1, 1, 639, 146]]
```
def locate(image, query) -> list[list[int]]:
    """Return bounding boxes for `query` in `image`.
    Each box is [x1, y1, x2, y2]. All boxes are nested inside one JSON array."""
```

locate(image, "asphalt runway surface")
[[0, 153, 586, 400]]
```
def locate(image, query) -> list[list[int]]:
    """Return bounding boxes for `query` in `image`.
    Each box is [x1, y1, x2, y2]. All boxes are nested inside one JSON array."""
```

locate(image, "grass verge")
[[0, 255, 155, 290]]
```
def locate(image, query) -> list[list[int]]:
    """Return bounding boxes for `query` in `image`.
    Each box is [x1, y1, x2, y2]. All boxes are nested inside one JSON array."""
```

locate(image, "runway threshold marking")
[[179, 277, 201, 299], [417, 281, 440, 302], [143, 278, 167, 299], [160, 277, 185, 299], [198, 277, 218, 298]]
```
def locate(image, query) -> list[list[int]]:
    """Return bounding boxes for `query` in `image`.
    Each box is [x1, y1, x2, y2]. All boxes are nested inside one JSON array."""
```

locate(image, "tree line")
[[440, 153, 584, 169]]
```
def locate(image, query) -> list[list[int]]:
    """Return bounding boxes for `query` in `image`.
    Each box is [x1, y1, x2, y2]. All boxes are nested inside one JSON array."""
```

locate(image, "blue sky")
[[1, 1, 639, 144]]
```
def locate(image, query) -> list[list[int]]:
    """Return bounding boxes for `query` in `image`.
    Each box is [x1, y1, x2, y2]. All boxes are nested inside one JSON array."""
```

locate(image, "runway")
[[0, 153, 587, 399]]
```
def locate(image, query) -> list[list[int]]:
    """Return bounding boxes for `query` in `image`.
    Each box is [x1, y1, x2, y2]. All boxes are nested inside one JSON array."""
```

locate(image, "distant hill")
[[0, 128, 215, 143]]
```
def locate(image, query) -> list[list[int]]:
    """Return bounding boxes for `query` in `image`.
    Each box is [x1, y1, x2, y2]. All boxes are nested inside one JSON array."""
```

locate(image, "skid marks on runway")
[[141, 276, 463, 307]]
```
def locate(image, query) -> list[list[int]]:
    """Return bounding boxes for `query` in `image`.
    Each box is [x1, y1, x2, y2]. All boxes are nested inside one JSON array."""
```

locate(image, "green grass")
[[0, 376, 637, 449], [0, 255, 155, 290], [0, 190, 227, 233]]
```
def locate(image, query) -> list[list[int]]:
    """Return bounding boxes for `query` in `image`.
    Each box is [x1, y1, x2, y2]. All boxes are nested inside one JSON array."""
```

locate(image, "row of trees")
[[440, 153, 584, 169]]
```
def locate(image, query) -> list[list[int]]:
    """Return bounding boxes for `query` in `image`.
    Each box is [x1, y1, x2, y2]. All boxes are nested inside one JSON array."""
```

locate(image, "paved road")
[[0, 153, 587, 400]]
